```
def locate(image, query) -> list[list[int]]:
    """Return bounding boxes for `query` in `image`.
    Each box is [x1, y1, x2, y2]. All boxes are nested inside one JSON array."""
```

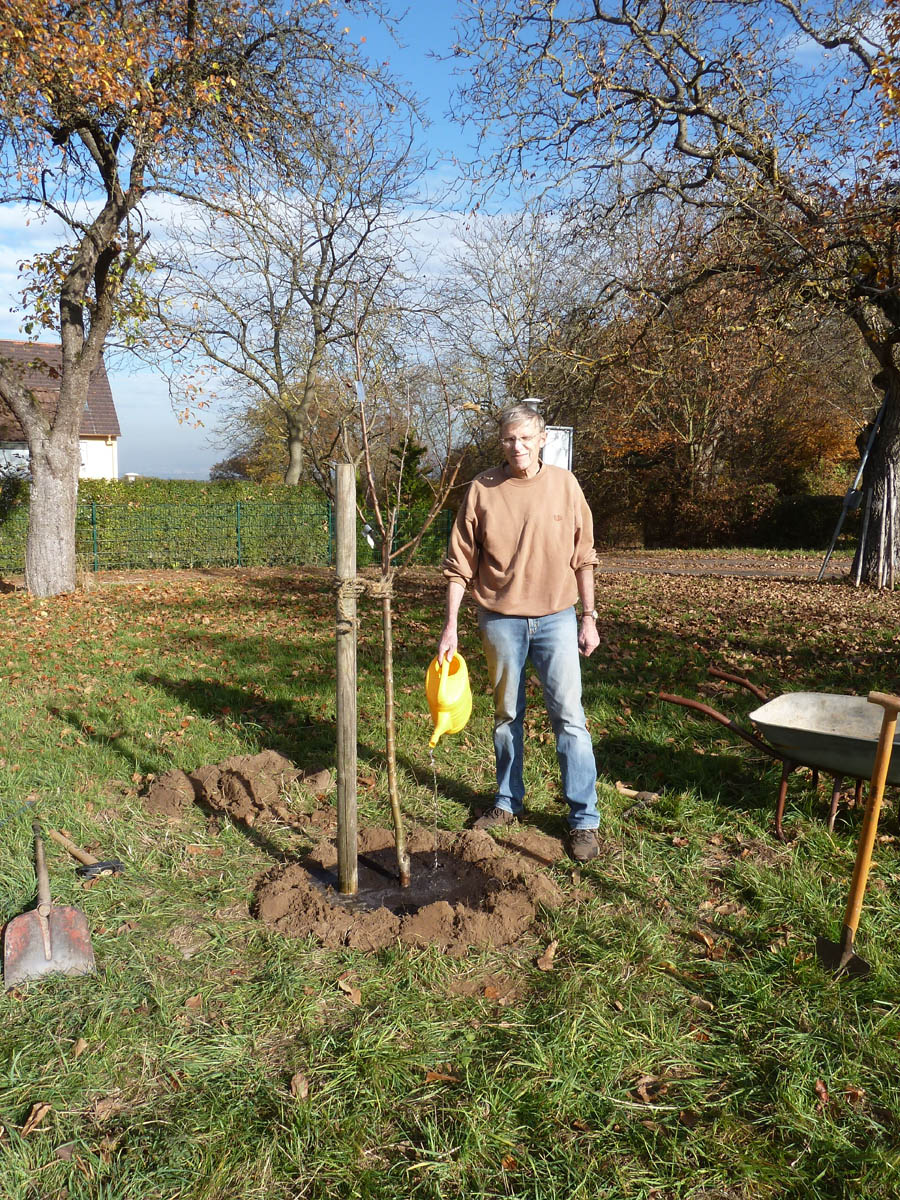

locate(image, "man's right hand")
[[436, 625, 458, 664]]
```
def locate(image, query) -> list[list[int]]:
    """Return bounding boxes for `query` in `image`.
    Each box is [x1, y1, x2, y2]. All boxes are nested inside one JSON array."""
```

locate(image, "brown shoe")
[[569, 829, 600, 862], [472, 806, 517, 830]]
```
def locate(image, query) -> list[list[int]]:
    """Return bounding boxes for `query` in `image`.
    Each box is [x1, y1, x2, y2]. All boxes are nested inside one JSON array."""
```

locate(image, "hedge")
[[0, 479, 452, 573]]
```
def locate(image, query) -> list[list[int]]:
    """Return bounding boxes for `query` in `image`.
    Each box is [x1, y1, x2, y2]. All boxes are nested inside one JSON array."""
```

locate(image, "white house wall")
[[0, 440, 118, 480], [79, 438, 118, 480]]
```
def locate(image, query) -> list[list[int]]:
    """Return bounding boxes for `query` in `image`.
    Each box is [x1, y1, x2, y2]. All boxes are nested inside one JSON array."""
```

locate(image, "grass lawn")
[[1, 561, 899, 1199]]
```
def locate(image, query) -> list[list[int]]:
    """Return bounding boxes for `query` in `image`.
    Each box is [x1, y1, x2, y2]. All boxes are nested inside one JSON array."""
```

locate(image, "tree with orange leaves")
[[0, 0, 398, 595], [458, 0, 900, 584]]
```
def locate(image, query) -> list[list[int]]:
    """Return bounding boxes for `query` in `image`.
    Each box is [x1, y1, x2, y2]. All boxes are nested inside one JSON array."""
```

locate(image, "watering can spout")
[[429, 710, 454, 749], [425, 653, 473, 747]]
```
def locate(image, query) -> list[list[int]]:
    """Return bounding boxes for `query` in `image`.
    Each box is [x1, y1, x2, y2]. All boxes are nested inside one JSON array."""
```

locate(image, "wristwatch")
[[580, 608, 599, 620]]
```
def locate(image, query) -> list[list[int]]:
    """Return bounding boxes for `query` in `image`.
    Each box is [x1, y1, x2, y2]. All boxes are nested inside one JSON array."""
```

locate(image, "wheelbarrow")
[[660, 667, 900, 840]]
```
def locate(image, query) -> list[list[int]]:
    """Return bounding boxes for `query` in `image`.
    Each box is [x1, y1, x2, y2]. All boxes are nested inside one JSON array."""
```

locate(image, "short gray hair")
[[499, 401, 545, 434]]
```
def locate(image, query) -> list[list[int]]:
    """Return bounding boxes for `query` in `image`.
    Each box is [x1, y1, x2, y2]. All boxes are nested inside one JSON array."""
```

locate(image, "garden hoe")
[[3, 823, 96, 989], [816, 692, 900, 979]]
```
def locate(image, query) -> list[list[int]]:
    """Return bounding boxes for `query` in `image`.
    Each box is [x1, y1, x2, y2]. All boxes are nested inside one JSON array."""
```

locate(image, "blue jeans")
[[477, 606, 599, 830]]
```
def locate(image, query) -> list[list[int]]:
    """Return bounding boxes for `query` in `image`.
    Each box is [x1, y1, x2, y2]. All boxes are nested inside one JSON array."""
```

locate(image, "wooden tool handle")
[[842, 699, 900, 936], [868, 692, 900, 717], [32, 822, 52, 912], [46, 829, 99, 866]]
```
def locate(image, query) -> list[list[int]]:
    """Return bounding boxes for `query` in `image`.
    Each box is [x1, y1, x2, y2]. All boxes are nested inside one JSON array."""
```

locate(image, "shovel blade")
[[3, 905, 96, 989], [815, 934, 871, 980]]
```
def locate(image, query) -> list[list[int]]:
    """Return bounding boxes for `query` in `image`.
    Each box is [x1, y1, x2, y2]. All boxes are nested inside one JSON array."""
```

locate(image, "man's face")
[[501, 417, 547, 478]]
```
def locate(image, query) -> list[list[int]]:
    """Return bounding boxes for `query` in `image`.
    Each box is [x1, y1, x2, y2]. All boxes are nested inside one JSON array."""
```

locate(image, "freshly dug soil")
[[143, 752, 566, 953], [254, 824, 565, 955], [142, 751, 332, 824]]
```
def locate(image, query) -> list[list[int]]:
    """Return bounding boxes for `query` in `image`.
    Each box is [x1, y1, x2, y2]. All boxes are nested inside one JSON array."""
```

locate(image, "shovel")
[[3, 823, 96, 989], [816, 692, 900, 979]]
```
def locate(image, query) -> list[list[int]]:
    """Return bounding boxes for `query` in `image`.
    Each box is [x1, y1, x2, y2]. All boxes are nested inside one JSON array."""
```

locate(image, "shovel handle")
[[32, 822, 52, 912], [841, 696, 900, 937]]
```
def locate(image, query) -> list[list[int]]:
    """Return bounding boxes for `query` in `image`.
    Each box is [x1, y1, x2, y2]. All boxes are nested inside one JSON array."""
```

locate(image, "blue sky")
[[0, 4, 469, 480]]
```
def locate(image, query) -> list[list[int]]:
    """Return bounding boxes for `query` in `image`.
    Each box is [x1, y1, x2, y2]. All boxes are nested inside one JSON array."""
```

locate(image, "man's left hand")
[[578, 616, 600, 657]]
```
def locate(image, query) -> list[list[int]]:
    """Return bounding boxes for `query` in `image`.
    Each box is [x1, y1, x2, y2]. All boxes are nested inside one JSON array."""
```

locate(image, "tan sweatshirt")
[[443, 463, 598, 616]]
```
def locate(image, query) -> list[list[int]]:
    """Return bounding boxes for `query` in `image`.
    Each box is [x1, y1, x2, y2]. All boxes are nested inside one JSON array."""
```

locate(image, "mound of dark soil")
[[254, 824, 564, 956], [142, 751, 332, 824]]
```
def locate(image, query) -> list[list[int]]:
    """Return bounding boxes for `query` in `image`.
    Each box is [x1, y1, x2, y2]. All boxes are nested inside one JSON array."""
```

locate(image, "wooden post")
[[334, 463, 358, 895]]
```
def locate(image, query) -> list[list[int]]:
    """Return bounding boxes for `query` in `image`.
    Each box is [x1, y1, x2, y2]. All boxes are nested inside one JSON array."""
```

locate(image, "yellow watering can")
[[425, 653, 473, 748]]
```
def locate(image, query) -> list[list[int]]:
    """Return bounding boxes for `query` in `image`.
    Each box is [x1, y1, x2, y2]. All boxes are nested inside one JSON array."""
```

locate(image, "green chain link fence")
[[0, 495, 452, 574]]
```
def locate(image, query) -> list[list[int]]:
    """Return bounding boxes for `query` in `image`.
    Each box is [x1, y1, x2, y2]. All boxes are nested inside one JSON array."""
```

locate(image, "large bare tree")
[[156, 100, 424, 488], [457, 0, 900, 584], [0, 0, 399, 595]]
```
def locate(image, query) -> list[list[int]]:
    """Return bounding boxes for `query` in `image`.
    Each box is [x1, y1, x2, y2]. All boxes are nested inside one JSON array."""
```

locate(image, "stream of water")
[[428, 747, 439, 870]]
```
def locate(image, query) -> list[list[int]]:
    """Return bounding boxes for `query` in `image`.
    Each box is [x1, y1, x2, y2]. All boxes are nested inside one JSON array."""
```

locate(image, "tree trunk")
[[283, 411, 305, 485], [854, 371, 900, 589], [25, 428, 81, 597], [380, 576, 411, 887]]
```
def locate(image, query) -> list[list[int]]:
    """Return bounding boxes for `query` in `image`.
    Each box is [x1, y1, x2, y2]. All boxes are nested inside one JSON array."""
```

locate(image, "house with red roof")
[[0, 341, 121, 479]]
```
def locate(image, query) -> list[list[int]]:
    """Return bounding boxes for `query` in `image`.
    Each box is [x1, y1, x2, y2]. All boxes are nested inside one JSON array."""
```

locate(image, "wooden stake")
[[334, 463, 358, 895]]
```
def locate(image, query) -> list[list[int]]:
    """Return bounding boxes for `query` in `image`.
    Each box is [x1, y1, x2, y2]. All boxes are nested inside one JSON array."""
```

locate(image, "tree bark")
[[854, 371, 900, 588], [25, 428, 81, 597], [380, 576, 411, 887], [283, 410, 305, 485]]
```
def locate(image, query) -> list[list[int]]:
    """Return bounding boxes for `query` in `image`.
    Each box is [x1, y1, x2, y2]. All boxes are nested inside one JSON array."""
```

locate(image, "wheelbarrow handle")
[[31, 822, 52, 913], [658, 693, 779, 758], [707, 665, 770, 704]]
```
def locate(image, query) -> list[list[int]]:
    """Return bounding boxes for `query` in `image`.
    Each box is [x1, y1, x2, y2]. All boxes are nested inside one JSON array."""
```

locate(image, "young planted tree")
[[457, 0, 900, 583], [354, 339, 468, 886], [0, 0, 394, 596]]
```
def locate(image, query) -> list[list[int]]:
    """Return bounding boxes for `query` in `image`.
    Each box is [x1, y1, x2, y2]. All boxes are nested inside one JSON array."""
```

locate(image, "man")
[[436, 402, 601, 862]]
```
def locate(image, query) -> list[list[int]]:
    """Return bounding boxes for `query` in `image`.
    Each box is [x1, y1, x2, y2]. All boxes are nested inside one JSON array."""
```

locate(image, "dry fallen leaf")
[[483, 985, 502, 1001], [814, 1078, 830, 1112], [690, 928, 716, 951], [55, 1142, 75, 1160], [501, 1155, 517, 1170], [92, 1095, 124, 1123], [73, 1037, 88, 1059], [424, 1066, 460, 1084], [635, 1075, 669, 1104], [184, 993, 203, 1011], [536, 939, 559, 971], [337, 977, 362, 1006], [289, 1071, 310, 1100], [21, 1101, 52, 1136]]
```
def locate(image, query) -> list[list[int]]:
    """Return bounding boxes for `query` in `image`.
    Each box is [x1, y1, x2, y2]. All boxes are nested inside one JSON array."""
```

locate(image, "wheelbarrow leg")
[[827, 776, 843, 832], [775, 760, 795, 842]]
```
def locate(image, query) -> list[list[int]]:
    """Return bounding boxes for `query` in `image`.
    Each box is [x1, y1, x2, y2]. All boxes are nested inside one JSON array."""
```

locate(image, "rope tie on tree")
[[334, 575, 395, 631], [334, 578, 365, 634], [364, 576, 394, 600]]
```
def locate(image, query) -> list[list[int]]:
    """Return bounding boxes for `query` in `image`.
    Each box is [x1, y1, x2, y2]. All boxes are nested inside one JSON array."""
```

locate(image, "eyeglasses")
[[501, 432, 541, 447]]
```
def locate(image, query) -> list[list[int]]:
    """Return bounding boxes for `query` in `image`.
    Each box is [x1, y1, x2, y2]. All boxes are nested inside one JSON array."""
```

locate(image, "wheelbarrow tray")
[[749, 693, 900, 785]]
